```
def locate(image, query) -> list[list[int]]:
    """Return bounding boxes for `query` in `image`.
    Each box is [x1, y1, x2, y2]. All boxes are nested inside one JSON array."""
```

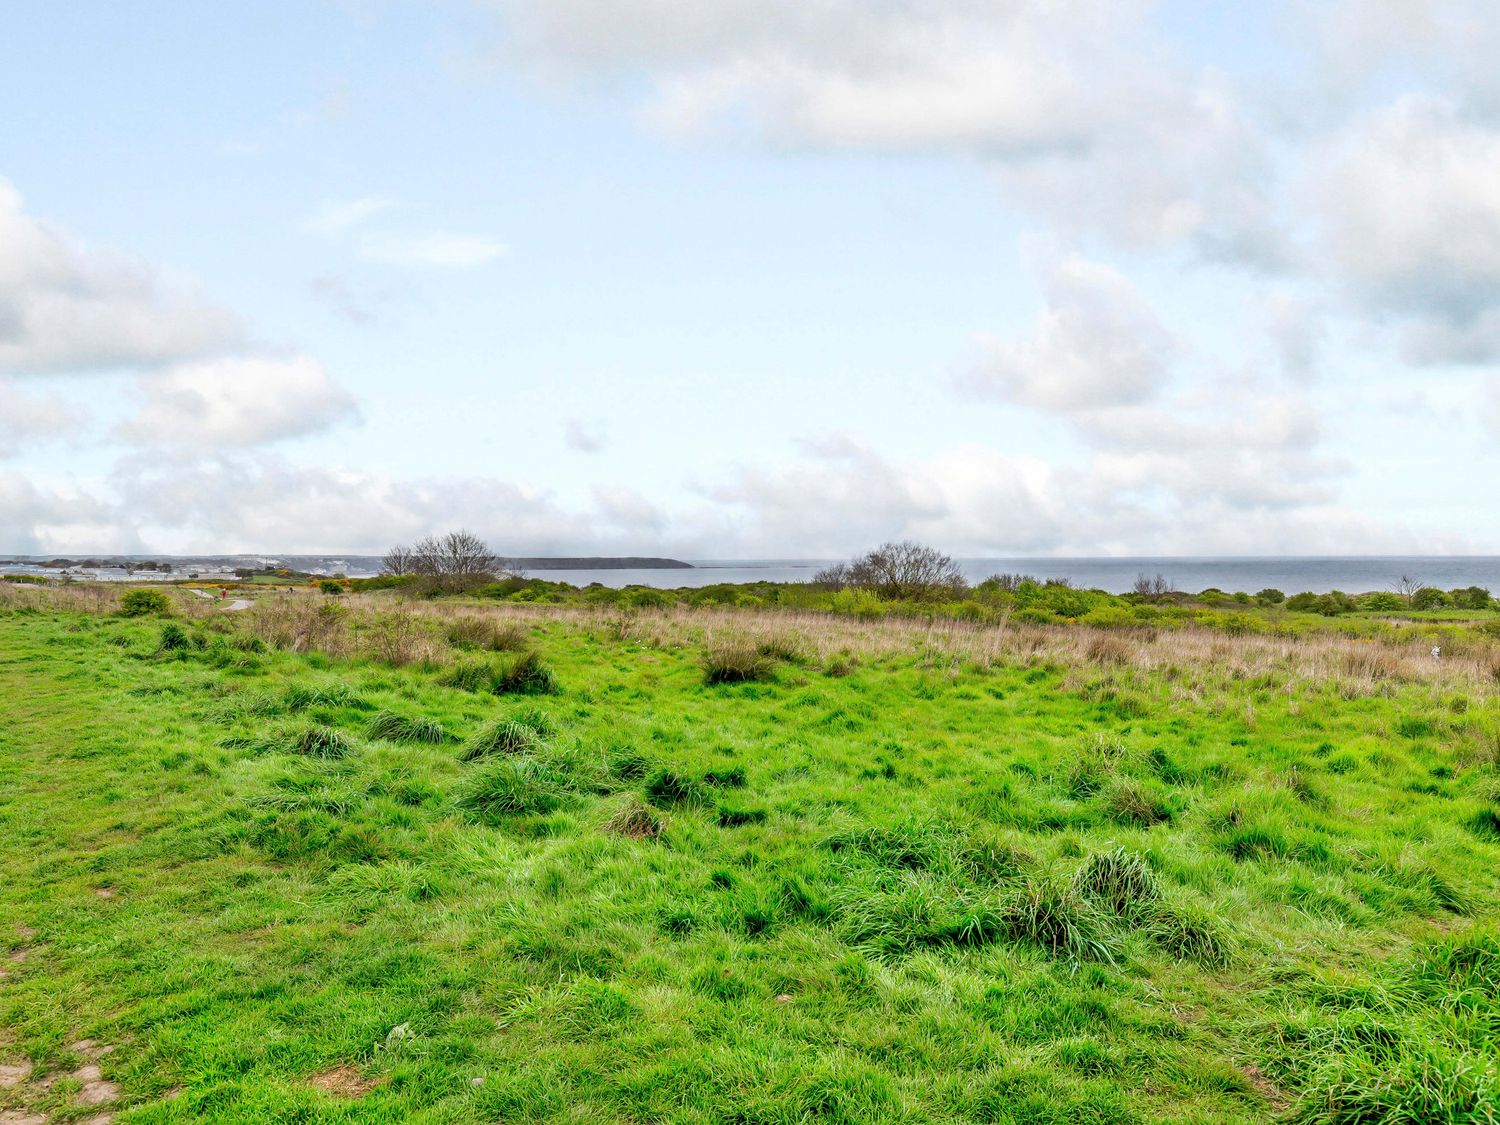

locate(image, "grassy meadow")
[[1, 582, 1499, 1123]]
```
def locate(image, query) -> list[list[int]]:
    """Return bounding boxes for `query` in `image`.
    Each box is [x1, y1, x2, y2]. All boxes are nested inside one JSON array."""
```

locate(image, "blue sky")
[[2, 0, 1498, 556]]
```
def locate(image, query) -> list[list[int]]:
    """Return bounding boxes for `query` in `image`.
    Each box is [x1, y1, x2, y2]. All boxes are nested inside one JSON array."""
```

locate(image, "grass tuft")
[[603, 796, 664, 839], [460, 718, 548, 762], [1072, 848, 1160, 916], [292, 724, 354, 759], [366, 709, 449, 744], [454, 758, 568, 820], [494, 651, 561, 695], [702, 640, 774, 685]]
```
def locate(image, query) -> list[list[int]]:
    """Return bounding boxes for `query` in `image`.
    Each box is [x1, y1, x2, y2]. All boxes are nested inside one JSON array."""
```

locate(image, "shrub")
[[1072, 848, 1160, 916], [494, 651, 561, 695], [293, 724, 354, 760], [1451, 586, 1493, 610], [702, 640, 773, 685], [1359, 592, 1404, 611], [454, 758, 566, 819], [120, 588, 172, 617], [1255, 588, 1286, 605], [1315, 591, 1357, 616], [366, 710, 448, 744], [1412, 587, 1453, 610], [460, 718, 547, 762], [319, 580, 344, 595]]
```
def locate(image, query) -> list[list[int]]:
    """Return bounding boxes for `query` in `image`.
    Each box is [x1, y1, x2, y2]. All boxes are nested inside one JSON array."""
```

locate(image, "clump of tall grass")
[[284, 682, 365, 712], [644, 768, 706, 805], [1067, 733, 1127, 798], [1084, 634, 1133, 665], [494, 650, 560, 695], [1072, 848, 1160, 916], [444, 615, 528, 652], [716, 804, 767, 827], [1105, 779, 1175, 826], [701, 640, 774, 685], [460, 718, 547, 762], [292, 724, 354, 760], [702, 765, 747, 788], [157, 622, 193, 653], [1142, 900, 1232, 966], [449, 653, 562, 695], [454, 758, 567, 820], [602, 795, 663, 839], [366, 710, 449, 744], [963, 880, 1115, 962]]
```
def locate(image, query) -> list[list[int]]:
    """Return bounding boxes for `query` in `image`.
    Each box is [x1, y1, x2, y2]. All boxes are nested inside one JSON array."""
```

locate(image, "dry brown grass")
[[8, 580, 1499, 694]]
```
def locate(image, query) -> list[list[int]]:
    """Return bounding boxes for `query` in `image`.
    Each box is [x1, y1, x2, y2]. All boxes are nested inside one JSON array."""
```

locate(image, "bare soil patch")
[[308, 1065, 382, 1098]]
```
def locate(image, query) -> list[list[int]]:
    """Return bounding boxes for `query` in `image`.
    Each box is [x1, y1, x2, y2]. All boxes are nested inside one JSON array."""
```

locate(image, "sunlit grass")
[[0, 592, 1496, 1122]]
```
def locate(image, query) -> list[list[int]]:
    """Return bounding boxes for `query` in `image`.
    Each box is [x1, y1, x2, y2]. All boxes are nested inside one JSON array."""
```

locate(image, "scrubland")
[[1, 581, 1498, 1123]]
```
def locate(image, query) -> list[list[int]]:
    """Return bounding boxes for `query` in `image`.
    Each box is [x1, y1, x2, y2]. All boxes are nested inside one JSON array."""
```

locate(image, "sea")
[[5, 555, 1500, 596]]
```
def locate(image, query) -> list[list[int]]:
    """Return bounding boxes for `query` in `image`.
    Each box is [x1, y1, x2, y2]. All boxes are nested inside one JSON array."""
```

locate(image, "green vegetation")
[[1, 581, 1498, 1122]]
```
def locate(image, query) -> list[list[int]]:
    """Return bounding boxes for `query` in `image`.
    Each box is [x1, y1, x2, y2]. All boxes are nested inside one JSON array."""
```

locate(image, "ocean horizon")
[[7, 554, 1500, 596]]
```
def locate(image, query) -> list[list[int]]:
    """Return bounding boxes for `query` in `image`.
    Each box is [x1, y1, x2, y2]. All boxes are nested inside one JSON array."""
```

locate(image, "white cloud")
[[1258, 294, 1324, 381], [118, 355, 358, 451], [700, 428, 1379, 556], [305, 195, 405, 232], [491, 0, 1281, 253], [360, 232, 506, 268], [0, 378, 83, 457], [0, 179, 242, 375], [1311, 95, 1500, 363], [959, 253, 1177, 411]]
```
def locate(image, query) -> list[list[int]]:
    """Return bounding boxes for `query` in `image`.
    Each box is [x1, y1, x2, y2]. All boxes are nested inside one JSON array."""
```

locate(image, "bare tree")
[[837, 541, 967, 601], [381, 544, 414, 577], [1132, 572, 1172, 602], [382, 529, 504, 593], [1393, 574, 1423, 603], [811, 562, 852, 590]]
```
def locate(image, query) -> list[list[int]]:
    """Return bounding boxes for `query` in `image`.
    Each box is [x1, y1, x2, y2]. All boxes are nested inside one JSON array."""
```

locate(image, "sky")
[[2, 0, 1499, 558]]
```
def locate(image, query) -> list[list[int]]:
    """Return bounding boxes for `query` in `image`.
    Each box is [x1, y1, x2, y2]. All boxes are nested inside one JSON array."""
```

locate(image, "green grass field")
[[2, 586, 1498, 1123]]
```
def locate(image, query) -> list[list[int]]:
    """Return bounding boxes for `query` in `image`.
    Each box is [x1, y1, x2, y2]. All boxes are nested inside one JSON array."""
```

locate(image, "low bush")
[[1411, 587, 1453, 610], [120, 588, 172, 617]]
